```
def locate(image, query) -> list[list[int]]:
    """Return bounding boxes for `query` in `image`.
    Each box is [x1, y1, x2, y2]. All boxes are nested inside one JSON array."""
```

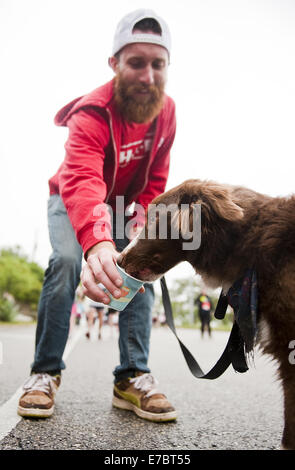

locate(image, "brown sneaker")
[[112, 373, 177, 422], [17, 373, 61, 418]]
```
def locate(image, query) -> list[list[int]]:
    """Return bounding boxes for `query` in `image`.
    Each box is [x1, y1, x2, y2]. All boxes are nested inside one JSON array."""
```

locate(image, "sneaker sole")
[[112, 396, 177, 422], [17, 405, 54, 418]]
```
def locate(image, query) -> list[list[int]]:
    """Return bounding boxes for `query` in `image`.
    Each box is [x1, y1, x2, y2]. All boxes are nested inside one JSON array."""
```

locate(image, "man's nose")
[[139, 65, 154, 85]]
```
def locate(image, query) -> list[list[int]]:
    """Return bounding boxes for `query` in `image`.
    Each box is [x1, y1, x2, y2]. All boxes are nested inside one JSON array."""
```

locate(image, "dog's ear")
[[171, 203, 201, 242], [169, 180, 244, 243], [203, 184, 244, 222], [182, 180, 244, 223]]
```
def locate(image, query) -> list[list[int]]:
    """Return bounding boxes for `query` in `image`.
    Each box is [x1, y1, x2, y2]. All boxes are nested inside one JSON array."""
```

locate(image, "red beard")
[[114, 73, 165, 124]]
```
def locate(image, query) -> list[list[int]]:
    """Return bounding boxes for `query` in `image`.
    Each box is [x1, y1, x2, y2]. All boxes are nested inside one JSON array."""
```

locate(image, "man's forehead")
[[119, 42, 169, 60]]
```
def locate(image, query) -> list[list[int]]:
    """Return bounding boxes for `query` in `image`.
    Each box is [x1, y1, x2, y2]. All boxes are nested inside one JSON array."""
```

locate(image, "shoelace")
[[23, 373, 55, 395], [129, 373, 159, 398]]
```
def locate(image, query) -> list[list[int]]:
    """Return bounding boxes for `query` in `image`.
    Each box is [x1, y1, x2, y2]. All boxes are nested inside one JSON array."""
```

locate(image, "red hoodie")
[[49, 79, 176, 256]]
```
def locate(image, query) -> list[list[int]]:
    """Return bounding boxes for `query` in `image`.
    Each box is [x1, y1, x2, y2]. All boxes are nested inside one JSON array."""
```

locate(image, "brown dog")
[[119, 179, 295, 450]]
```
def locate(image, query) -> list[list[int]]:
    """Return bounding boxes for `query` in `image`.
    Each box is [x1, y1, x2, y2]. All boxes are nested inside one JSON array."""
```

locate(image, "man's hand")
[[81, 241, 123, 303]]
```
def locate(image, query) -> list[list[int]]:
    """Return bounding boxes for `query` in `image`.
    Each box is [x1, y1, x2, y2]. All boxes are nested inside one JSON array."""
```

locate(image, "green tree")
[[0, 296, 18, 322], [0, 247, 44, 320]]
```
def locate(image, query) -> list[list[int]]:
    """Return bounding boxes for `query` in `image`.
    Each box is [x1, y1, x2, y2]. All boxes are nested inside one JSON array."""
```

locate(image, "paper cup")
[[102, 263, 146, 311]]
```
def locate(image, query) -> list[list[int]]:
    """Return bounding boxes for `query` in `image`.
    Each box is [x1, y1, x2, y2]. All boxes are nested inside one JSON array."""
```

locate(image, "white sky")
[[1, 0, 295, 284]]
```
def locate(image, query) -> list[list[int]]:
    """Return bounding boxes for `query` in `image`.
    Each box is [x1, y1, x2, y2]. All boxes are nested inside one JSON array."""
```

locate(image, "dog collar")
[[215, 268, 258, 353]]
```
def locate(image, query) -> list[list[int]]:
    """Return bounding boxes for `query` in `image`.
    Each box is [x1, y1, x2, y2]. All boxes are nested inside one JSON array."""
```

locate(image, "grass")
[[0, 320, 36, 326]]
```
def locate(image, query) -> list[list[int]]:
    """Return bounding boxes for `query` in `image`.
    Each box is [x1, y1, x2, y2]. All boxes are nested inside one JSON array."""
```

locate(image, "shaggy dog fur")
[[119, 179, 295, 450]]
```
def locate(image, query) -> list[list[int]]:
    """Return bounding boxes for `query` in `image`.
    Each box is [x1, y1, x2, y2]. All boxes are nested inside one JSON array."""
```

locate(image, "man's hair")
[[132, 18, 162, 35], [114, 17, 162, 60]]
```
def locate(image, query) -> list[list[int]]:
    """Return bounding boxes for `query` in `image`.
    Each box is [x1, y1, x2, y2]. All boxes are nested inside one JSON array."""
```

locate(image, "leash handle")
[[160, 276, 248, 380]]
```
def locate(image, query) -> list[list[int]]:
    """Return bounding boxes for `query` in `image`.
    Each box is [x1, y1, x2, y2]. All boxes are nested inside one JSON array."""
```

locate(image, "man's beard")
[[114, 73, 165, 124]]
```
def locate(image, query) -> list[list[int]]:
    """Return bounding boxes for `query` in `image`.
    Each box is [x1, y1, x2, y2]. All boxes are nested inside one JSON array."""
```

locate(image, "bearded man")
[[18, 9, 177, 422]]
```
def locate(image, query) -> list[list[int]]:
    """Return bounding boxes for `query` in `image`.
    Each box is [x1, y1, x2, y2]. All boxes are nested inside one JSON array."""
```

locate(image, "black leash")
[[160, 276, 249, 380]]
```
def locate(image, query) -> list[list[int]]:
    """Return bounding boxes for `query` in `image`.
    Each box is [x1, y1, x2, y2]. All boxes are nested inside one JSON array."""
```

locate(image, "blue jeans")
[[32, 195, 154, 382]]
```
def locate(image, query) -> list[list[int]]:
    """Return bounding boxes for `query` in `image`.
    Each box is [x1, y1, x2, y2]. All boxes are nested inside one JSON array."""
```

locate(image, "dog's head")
[[119, 179, 244, 282]]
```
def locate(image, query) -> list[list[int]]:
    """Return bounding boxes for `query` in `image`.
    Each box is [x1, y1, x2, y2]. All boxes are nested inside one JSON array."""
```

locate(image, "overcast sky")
[[1, 0, 295, 283]]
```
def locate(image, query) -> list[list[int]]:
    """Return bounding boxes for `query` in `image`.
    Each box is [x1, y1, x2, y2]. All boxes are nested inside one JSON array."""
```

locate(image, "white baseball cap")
[[112, 9, 171, 58]]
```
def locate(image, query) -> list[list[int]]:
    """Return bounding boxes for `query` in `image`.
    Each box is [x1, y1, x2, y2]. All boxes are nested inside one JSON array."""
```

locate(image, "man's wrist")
[[86, 241, 116, 259]]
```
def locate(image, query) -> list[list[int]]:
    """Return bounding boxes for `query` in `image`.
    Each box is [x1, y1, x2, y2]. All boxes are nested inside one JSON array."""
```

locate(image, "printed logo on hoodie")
[[119, 130, 154, 167]]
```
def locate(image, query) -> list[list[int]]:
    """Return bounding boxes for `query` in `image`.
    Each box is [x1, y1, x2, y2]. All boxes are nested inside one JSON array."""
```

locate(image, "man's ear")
[[108, 56, 119, 72]]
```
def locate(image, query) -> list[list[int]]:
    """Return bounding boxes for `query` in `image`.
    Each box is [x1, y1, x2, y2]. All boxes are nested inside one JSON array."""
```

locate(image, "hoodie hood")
[[54, 80, 115, 127]]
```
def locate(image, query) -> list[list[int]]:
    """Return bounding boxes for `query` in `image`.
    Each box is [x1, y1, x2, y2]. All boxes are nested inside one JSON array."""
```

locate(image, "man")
[[195, 291, 213, 338], [18, 9, 177, 422]]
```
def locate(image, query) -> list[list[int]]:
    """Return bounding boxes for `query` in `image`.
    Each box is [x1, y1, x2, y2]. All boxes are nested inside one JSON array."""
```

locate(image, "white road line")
[[62, 325, 86, 361], [0, 385, 24, 442], [0, 326, 85, 442]]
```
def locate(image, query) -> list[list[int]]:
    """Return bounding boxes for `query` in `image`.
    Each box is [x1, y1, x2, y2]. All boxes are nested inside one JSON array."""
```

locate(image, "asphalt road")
[[0, 321, 284, 451]]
